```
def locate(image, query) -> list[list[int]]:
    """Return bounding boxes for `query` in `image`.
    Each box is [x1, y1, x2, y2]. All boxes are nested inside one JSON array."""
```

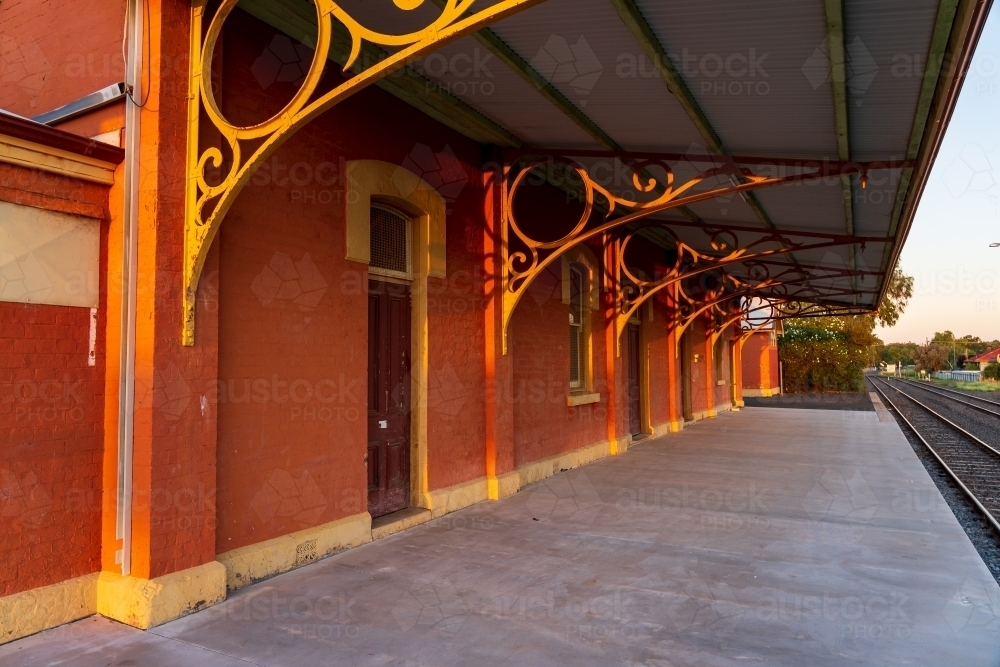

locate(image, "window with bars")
[[369, 204, 412, 280], [569, 263, 586, 389]]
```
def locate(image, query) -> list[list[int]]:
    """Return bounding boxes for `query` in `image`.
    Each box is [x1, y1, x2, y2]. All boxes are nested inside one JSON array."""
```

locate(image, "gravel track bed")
[[885, 378, 1000, 450], [932, 383, 1000, 403], [867, 377, 1000, 586]]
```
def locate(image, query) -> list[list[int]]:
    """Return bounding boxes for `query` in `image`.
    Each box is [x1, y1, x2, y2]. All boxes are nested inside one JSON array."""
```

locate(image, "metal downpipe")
[[116, 0, 142, 576]]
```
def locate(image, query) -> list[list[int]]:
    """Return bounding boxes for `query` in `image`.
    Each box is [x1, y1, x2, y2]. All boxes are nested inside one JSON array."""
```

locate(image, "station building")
[[0, 0, 986, 642]]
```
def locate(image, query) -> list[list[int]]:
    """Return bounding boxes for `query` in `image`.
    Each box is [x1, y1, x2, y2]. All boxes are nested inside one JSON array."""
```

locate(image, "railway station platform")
[[3, 407, 998, 667]]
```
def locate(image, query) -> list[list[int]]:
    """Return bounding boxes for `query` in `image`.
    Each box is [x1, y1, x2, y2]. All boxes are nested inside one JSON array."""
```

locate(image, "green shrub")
[[983, 362, 1000, 381], [778, 325, 868, 393]]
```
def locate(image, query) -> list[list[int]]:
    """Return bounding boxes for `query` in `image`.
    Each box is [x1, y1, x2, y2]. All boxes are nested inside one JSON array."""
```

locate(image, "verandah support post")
[[603, 234, 622, 454], [666, 283, 681, 432], [484, 162, 516, 499], [705, 321, 716, 418]]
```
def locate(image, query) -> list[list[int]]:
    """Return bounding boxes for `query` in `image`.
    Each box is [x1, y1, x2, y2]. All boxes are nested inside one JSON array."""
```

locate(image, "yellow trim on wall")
[[217, 512, 372, 592], [742, 387, 780, 398], [345, 160, 446, 277], [689, 402, 735, 422], [96, 562, 226, 630], [0, 572, 98, 645], [346, 159, 447, 510], [426, 476, 490, 514], [515, 438, 622, 488], [0, 134, 117, 185]]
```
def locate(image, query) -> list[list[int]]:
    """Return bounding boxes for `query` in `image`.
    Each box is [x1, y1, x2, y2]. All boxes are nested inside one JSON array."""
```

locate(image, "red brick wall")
[[125, 0, 218, 581], [509, 267, 609, 466], [0, 162, 111, 220], [214, 10, 490, 551], [0, 226, 107, 596], [741, 331, 778, 391], [0, 0, 127, 117], [645, 299, 673, 429]]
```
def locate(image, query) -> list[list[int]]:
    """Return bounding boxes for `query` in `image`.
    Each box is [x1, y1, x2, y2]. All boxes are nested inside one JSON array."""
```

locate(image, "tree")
[[913, 343, 949, 373], [984, 362, 1000, 381], [882, 342, 919, 366], [875, 268, 915, 327], [778, 268, 914, 392]]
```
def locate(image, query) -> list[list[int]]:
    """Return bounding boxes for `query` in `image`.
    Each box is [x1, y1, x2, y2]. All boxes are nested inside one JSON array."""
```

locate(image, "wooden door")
[[367, 279, 411, 518], [626, 323, 642, 436]]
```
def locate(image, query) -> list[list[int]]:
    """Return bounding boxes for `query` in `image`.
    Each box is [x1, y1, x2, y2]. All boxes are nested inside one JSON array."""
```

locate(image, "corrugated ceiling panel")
[[486, 0, 707, 150], [410, 36, 602, 148], [635, 0, 839, 158], [845, 0, 940, 161]]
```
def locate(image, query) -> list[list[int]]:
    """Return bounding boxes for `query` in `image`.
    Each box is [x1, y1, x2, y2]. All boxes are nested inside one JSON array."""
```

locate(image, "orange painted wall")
[[0, 186, 108, 595], [123, 0, 219, 581], [0, 0, 127, 117], [741, 331, 779, 391], [508, 264, 610, 467], [213, 10, 489, 552], [645, 299, 674, 429]]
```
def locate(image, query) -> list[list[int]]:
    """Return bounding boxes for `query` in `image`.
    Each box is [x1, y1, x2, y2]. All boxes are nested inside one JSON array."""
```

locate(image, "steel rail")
[[890, 377, 1000, 416], [870, 376, 1000, 535]]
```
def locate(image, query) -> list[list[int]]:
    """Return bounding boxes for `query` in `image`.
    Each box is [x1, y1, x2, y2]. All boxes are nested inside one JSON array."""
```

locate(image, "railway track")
[[869, 376, 1000, 534], [889, 376, 1000, 418]]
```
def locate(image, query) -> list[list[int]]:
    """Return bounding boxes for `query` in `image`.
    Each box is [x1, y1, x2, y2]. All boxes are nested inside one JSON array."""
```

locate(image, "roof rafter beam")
[[502, 148, 911, 170], [608, 0, 778, 231], [822, 0, 857, 301], [880, 0, 962, 274]]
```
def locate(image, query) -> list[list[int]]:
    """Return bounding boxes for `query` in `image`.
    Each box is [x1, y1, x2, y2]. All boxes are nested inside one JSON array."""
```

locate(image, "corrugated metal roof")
[[287, 0, 983, 310]]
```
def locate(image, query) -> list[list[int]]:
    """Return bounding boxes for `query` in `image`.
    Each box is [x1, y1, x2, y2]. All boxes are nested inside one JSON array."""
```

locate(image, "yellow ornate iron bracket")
[[612, 224, 888, 352], [499, 156, 897, 354], [182, 0, 545, 345]]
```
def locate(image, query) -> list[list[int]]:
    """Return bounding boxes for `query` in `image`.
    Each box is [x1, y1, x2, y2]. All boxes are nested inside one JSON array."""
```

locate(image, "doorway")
[[367, 278, 411, 519], [626, 322, 642, 436], [680, 329, 693, 421]]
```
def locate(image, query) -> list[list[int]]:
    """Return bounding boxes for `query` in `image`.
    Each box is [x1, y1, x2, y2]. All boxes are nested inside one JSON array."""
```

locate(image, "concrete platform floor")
[[4, 407, 1000, 666]]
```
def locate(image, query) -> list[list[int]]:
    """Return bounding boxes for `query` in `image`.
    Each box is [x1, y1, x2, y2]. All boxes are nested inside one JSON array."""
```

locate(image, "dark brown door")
[[680, 330, 694, 421], [367, 279, 411, 519], [626, 323, 642, 436]]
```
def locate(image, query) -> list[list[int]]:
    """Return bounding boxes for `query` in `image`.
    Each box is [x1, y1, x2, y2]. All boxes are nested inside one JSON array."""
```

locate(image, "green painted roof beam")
[[822, 0, 857, 302], [880, 0, 961, 275], [608, 0, 779, 234], [430, 0, 704, 222]]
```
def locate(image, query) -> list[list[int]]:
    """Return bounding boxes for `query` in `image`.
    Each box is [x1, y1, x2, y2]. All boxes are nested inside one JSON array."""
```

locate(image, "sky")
[[876, 10, 1000, 344]]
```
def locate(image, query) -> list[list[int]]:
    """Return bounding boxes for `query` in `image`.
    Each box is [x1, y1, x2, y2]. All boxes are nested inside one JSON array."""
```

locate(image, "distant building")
[[969, 347, 1000, 370]]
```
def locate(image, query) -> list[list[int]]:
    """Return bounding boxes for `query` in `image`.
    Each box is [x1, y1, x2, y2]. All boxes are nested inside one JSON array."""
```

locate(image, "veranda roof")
[[238, 0, 991, 312]]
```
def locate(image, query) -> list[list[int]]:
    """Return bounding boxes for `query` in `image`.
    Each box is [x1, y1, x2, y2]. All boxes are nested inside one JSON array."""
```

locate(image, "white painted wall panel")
[[0, 200, 100, 308]]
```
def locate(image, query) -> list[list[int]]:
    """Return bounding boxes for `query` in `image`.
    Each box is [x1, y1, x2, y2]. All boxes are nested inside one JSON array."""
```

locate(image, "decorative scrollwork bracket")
[[499, 156, 902, 354], [182, 0, 545, 344]]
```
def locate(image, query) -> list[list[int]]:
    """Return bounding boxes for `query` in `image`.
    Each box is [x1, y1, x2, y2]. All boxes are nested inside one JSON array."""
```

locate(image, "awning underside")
[[240, 0, 970, 310]]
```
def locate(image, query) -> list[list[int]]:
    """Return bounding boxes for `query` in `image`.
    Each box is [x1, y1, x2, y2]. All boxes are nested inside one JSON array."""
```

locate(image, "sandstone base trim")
[[489, 471, 521, 500], [96, 561, 225, 630], [216, 512, 372, 592], [371, 508, 433, 540], [427, 477, 489, 516], [742, 387, 780, 397], [652, 420, 682, 437], [689, 402, 735, 422], [516, 439, 616, 489], [0, 572, 98, 645]]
